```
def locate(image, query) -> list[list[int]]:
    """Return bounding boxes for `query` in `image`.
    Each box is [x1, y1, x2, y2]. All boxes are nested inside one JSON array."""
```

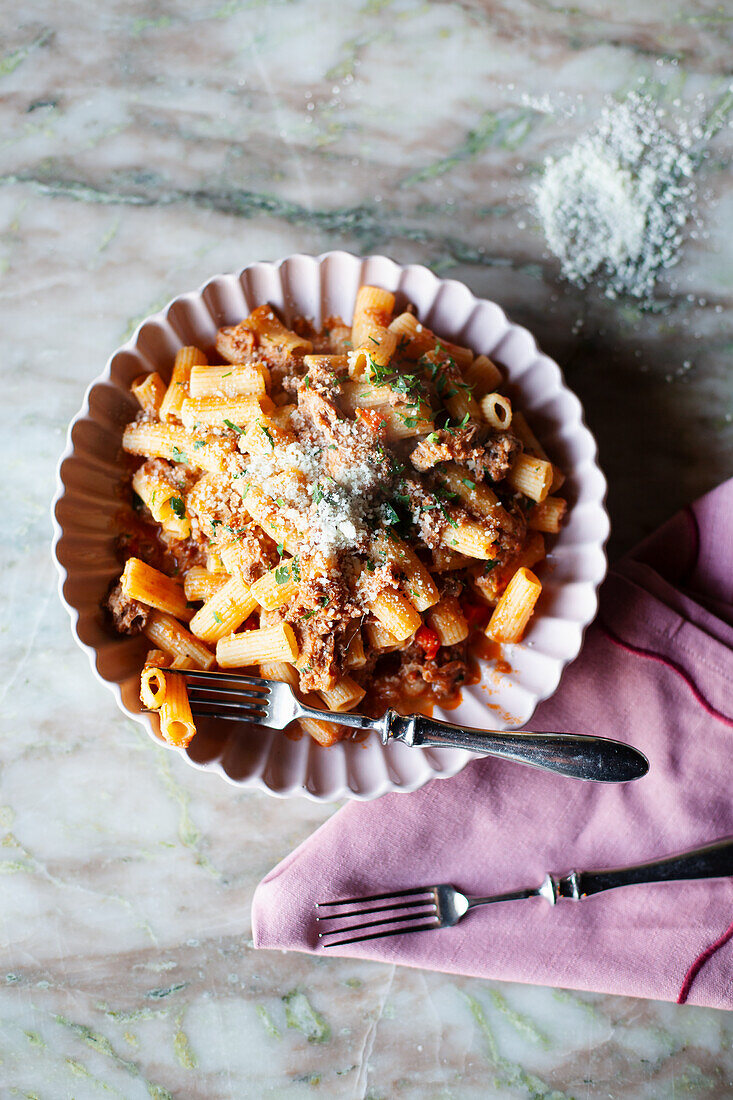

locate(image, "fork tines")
[[315, 886, 440, 947], [171, 670, 271, 723]]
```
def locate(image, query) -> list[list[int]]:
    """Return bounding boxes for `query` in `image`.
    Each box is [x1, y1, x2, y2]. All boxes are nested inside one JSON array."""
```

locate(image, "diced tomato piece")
[[355, 407, 388, 438], [415, 625, 440, 660]]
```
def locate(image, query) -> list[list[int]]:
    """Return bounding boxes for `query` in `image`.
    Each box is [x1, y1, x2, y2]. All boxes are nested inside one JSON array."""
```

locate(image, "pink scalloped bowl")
[[52, 252, 609, 802]]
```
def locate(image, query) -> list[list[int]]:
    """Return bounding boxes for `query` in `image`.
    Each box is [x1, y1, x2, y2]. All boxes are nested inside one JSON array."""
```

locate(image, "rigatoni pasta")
[[106, 284, 567, 750]]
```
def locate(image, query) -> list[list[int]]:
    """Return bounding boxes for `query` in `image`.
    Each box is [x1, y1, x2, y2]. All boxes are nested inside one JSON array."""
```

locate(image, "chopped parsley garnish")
[[193, 440, 206, 449], [368, 335, 380, 346], [383, 502, 400, 526], [365, 558, 376, 571], [276, 541, 285, 556], [169, 496, 186, 519], [223, 418, 244, 434], [170, 445, 187, 463], [260, 422, 275, 448], [222, 371, 232, 377], [300, 608, 317, 620], [213, 612, 224, 624], [274, 558, 300, 585], [461, 478, 476, 491], [303, 374, 311, 389], [484, 559, 500, 573]]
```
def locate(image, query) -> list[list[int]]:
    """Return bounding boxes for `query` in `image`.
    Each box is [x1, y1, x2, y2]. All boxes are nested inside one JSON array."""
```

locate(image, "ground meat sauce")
[[410, 424, 521, 483], [106, 581, 149, 635]]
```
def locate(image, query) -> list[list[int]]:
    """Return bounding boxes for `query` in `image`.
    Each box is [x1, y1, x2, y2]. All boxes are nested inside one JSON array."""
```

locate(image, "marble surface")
[[1, 0, 732, 1096]]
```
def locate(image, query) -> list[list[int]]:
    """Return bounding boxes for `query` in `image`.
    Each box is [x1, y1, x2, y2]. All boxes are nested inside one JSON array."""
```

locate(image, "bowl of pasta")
[[52, 251, 609, 801]]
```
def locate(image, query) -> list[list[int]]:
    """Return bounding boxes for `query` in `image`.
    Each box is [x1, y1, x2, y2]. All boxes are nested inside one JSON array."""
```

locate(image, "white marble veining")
[[1, 0, 732, 1096]]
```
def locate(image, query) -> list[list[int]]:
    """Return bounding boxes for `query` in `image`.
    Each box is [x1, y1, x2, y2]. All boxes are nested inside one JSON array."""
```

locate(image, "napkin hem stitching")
[[600, 621, 733, 727], [677, 914, 733, 1005]]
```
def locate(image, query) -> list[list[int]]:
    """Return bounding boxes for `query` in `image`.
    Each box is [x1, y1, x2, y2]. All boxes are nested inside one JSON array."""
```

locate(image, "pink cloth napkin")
[[252, 480, 733, 1009]]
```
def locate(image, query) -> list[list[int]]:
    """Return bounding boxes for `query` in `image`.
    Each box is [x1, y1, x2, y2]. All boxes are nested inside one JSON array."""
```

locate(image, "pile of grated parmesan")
[[243, 440, 383, 556], [535, 92, 696, 301]]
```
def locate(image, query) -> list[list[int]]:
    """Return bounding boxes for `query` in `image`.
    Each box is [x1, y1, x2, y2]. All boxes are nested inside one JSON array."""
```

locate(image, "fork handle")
[[388, 714, 648, 783], [553, 836, 733, 900]]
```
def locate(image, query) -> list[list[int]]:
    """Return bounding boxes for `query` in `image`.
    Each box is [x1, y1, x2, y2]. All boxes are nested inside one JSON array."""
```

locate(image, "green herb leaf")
[[274, 565, 291, 584], [169, 496, 186, 519], [170, 445, 187, 464], [213, 611, 224, 624], [193, 440, 206, 450], [461, 478, 476, 491], [223, 418, 244, 435]]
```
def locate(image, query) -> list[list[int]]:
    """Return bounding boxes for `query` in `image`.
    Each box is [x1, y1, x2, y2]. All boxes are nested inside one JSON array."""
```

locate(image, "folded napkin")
[[252, 480, 733, 1009]]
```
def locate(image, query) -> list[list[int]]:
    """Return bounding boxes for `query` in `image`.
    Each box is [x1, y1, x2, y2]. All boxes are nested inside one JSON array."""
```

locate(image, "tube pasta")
[[473, 531, 546, 604], [387, 312, 472, 367], [158, 673, 196, 747], [365, 589, 422, 642], [344, 628, 367, 668], [244, 304, 313, 353], [144, 610, 216, 669], [369, 404, 433, 440], [160, 347, 207, 422], [528, 495, 567, 534], [249, 562, 300, 610], [217, 622, 299, 667], [238, 483, 302, 555], [140, 666, 167, 709], [131, 372, 167, 414], [480, 392, 513, 430], [184, 567, 228, 603], [442, 517, 497, 560], [507, 453, 553, 503], [437, 463, 512, 529], [463, 354, 502, 396], [180, 394, 274, 429], [131, 463, 192, 539], [189, 574, 258, 643], [373, 532, 439, 612], [123, 421, 200, 465], [318, 674, 366, 713], [121, 557, 192, 620], [427, 596, 469, 646], [364, 620, 401, 651], [445, 387, 482, 424], [189, 363, 270, 398], [486, 567, 542, 644]]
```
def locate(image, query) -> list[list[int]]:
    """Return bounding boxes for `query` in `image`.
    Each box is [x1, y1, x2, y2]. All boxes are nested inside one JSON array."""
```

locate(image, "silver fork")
[[315, 836, 733, 947], [165, 669, 649, 783]]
